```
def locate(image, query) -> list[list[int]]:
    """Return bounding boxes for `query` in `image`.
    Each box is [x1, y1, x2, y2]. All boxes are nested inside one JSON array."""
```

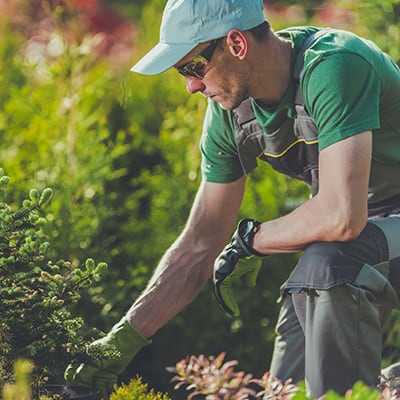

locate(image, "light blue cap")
[[131, 0, 265, 75]]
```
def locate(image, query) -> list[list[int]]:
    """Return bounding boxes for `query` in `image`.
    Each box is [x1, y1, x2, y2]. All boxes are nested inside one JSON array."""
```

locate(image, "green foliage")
[[0, 170, 109, 386], [104, 0, 148, 20], [323, 382, 385, 400], [0, 0, 130, 268], [1, 0, 399, 397], [339, 0, 400, 63], [110, 376, 172, 400]]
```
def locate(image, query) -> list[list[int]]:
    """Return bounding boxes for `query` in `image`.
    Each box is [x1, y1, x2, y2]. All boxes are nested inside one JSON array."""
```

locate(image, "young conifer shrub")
[[0, 168, 110, 389]]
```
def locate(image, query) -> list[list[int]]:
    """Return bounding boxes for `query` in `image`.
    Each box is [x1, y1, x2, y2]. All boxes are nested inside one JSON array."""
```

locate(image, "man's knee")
[[284, 223, 389, 294], [284, 241, 364, 294]]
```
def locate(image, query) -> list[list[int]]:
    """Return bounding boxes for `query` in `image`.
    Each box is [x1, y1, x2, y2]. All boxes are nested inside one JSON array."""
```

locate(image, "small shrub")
[[168, 352, 260, 399], [110, 376, 172, 400], [0, 168, 110, 388]]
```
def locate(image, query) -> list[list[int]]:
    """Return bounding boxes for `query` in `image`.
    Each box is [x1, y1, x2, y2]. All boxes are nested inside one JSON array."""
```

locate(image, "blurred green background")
[[0, 0, 399, 397]]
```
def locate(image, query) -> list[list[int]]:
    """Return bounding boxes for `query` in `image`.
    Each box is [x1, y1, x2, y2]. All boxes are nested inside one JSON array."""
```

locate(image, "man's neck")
[[248, 34, 292, 108]]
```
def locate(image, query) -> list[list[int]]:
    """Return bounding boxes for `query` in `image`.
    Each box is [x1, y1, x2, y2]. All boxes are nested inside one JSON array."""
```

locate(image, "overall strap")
[[293, 28, 332, 80], [293, 28, 332, 104]]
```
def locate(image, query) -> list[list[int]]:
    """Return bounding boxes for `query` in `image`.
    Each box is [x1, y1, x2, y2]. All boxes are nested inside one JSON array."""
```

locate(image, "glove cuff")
[[237, 218, 265, 257], [94, 316, 150, 347], [64, 318, 151, 392], [118, 317, 151, 348], [92, 317, 151, 374]]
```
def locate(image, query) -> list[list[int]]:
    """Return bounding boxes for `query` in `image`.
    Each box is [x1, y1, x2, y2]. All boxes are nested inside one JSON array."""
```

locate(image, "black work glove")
[[213, 218, 266, 317]]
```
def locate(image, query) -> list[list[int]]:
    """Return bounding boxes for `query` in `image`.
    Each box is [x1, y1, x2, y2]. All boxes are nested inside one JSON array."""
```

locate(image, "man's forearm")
[[253, 193, 367, 255], [125, 178, 246, 338], [125, 235, 218, 338]]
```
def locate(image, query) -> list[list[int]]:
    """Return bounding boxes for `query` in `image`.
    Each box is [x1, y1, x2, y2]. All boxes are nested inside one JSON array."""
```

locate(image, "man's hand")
[[213, 218, 266, 317], [64, 317, 150, 399]]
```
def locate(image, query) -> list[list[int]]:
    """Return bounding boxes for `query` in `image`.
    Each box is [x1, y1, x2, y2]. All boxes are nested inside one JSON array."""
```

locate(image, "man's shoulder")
[[277, 26, 380, 60], [276, 26, 320, 47], [201, 100, 244, 184]]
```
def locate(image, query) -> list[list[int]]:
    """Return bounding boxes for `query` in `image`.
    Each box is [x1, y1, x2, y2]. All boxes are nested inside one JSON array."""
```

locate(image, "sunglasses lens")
[[178, 56, 207, 79], [176, 39, 221, 79]]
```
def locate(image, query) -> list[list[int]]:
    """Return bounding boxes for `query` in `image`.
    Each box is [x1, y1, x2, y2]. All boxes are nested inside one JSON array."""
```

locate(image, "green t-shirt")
[[200, 27, 400, 202]]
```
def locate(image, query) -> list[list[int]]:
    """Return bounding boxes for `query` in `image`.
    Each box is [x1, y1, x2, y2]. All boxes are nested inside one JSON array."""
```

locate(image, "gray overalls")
[[232, 30, 400, 397]]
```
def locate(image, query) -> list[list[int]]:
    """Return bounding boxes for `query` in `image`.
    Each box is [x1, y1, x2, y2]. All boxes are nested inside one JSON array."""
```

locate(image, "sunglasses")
[[176, 38, 223, 79]]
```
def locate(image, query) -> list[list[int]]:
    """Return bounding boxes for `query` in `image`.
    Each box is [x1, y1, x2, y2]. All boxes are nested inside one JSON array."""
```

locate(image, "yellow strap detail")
[[263, 138, 318, 158]]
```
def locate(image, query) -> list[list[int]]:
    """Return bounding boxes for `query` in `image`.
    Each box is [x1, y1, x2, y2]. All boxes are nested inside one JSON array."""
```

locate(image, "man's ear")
[[226, 29, 248, 60]]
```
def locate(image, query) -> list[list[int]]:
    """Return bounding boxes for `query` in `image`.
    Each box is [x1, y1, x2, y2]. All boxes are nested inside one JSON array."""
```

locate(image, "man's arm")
[[65, 177, 246, 396], [126, 176, 246, 338], [253, 131, 372, 254]]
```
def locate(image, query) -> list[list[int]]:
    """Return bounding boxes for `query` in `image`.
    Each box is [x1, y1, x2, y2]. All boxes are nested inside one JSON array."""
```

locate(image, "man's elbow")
[[328, 212, 367, 242], [338, 222, 366, 242]]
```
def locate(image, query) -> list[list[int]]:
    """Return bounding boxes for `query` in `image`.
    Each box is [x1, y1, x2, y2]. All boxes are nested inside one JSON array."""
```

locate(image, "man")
[[65, 0, 400, 398]]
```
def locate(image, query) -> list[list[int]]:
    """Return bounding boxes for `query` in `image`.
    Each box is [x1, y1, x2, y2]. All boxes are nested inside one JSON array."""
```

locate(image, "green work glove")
[[213, 218, 266, 318], [64, 317, 150, 399]]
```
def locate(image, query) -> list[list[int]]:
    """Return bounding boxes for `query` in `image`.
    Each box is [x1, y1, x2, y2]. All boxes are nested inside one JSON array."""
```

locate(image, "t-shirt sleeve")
[[200, 100, 245, 183], [302, 52, 382, 151]]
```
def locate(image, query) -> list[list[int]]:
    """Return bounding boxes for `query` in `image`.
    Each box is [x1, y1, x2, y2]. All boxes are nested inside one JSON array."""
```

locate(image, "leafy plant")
[[168, 353, 400, 400], [0, 168, 109, 388], [168, 353, 260, 399], [253, 372, 298, 399]]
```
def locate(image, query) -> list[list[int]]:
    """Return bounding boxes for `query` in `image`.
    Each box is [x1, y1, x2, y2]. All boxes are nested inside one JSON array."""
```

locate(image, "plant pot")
[[39, 384, 101, 400]]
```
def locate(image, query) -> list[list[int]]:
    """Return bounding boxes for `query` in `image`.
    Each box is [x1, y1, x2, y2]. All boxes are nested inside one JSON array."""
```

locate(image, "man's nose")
[[185, 76, 206, 94]]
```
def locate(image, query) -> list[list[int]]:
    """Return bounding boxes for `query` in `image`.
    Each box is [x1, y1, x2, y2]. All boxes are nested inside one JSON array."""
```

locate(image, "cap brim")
[[130, 42, 197, 75]]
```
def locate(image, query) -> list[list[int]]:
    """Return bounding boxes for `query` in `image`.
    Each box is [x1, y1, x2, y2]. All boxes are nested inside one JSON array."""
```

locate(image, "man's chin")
[[215, 97, 246, 111]]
